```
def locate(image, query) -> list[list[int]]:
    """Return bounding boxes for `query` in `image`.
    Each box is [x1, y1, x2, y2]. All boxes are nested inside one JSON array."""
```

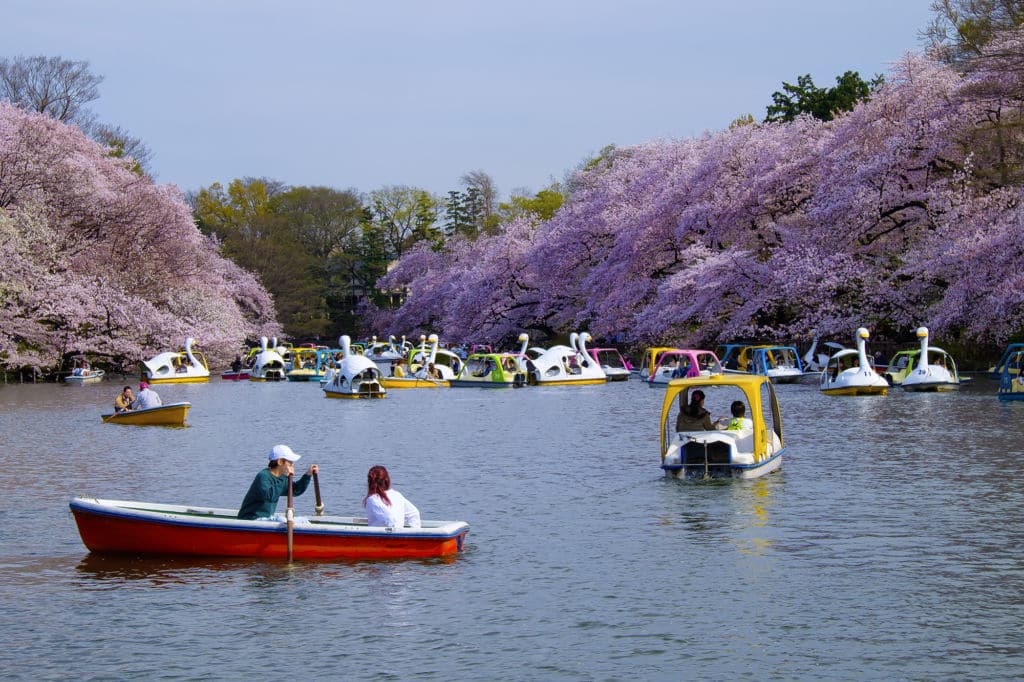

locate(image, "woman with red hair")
[[363, 465, 421, 528]]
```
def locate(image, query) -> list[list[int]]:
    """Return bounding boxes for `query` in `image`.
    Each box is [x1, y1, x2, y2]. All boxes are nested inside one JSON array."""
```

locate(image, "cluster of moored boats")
[[652, 325, 1022, 482], [222, 331, 631, 398]]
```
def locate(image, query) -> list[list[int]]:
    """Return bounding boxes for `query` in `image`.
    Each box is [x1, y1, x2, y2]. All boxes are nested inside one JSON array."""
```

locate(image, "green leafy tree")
[[268, 186, 365, 338], [269, 186, 364, 260], [365, 185, 442, 256], [495, 188, 565, 224], [194, 178, 327, 339], [765, 71, 882, 123], [194, 179, 271, 246], [444, 189, 475, 238], [461, 170, 499, 234], [321, 214, 400, 332]]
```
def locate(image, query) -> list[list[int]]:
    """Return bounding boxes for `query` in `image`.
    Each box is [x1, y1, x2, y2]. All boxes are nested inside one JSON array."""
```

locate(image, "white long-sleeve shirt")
[[133, 388, 162, 410], [364, 489, 421, 528]]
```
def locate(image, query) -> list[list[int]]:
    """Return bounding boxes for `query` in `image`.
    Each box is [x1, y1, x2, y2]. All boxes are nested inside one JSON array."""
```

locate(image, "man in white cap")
[[237, 445, 319, 520]]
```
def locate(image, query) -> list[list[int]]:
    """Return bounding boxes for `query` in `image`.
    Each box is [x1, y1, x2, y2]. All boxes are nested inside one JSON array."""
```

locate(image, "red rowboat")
[[70, 497, 469, 560]]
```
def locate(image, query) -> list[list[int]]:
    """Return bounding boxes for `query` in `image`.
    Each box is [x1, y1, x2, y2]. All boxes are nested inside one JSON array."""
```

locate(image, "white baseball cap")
[[268, 444, 301, 462]]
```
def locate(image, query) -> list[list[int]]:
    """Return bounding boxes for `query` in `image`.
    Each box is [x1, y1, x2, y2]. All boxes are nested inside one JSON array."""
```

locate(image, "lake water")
[[0, 375, 1021, 680]]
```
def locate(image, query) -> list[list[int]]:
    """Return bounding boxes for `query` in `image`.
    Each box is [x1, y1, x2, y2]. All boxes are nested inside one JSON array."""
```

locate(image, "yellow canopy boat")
[[101, 402, 191, 426], [659, 374, 784, 479]]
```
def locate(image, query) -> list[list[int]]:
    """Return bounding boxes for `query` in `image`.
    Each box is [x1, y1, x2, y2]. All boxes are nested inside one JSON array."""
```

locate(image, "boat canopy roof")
[[659, 373, 782, 458], [641, 347, 682, 372], [991, 343, 1024, 378]]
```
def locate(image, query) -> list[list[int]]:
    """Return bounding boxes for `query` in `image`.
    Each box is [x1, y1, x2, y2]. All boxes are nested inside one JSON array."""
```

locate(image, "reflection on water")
[[1, 378, 1023, 679], [74, 554, 288, 586], [73, 552, 463, 587], [733, 478, 774, 556]]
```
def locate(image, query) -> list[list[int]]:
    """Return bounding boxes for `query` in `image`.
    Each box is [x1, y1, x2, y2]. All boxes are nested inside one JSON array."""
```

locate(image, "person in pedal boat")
[[237, 444, 319, 520], [675, 389, 716, 431], [722, 400, 753, 430]]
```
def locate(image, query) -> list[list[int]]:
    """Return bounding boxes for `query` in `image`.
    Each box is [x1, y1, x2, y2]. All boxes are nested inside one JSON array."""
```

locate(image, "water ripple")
[[0, 378, 1022, 679]]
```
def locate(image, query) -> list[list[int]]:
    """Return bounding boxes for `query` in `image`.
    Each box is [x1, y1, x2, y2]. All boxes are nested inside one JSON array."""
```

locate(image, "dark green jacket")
[[237, 469, 311, 520]]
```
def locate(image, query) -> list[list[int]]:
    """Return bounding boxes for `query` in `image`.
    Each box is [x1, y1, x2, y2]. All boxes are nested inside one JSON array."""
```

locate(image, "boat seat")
[[675, 429, 757, 464], [730, 432, 754, 454]]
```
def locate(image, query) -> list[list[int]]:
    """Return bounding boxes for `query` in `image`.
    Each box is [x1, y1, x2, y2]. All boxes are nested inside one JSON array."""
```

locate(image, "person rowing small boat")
[[237, 444, 320, 520]]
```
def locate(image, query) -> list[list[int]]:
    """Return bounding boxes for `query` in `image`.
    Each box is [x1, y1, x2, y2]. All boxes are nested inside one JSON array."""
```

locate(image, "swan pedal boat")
[[69, 497, 469, 560], [247, 336, 288, 381], [323, 335, 387, 398], [900, 327, 960, 392], [386, 333, 459, 388], [819, 328, 889, 396], [659, 374, 785, 480], [141, 337, 210, 384], [101, 401, 191, 426], [527, 332, 607, 385]]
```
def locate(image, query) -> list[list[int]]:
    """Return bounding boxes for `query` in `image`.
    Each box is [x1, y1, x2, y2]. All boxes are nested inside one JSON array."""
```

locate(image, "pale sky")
[[7, 0, 934, 199]]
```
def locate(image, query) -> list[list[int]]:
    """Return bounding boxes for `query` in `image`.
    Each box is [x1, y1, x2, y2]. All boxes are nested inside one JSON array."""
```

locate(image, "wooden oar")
[[286, 473, 294, 562], [313, 471, 324, 516]]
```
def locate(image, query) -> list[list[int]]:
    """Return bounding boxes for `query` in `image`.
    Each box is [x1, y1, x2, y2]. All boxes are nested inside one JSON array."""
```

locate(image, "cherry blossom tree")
[[374, 41, 1024, 350], [0, 103, 279, 374]]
